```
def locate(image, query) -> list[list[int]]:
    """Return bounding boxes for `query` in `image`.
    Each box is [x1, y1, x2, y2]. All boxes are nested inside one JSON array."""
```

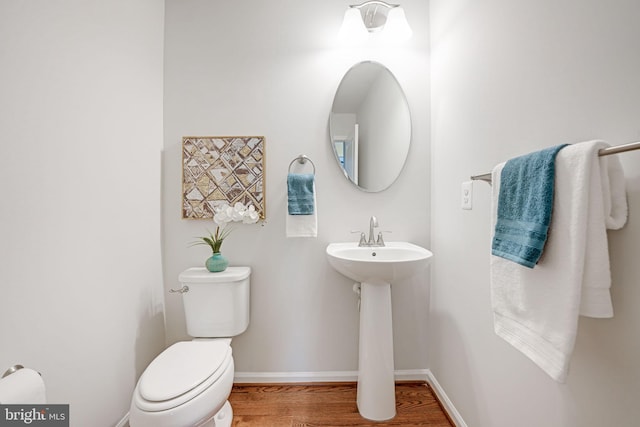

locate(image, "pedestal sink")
[[326, 241, 433, 421]]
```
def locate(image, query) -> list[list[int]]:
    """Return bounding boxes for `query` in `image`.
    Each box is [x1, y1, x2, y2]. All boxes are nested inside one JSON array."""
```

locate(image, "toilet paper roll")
[[0, 368, 46, 404]]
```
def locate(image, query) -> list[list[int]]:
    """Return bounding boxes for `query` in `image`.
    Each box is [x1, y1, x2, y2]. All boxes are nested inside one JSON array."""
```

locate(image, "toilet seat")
[[134, 340, 232, 412]]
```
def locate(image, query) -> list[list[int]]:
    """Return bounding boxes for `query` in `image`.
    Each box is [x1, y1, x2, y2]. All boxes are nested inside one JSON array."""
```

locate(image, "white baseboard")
[[233, 368, 429, 383], [425, 369, 468, 427], [394, 368, 430, 382]]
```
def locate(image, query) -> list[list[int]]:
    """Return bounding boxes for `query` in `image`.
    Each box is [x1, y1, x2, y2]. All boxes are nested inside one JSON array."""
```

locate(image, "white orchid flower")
[[231, 202, 246, 222], [242, 205, 260, 224], [213, 203, 233, 225], [243, 204, 259, 224], [213, 201, 260, 226]]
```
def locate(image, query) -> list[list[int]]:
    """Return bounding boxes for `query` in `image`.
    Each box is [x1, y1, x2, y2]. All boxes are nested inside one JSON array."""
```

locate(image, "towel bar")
[[471, 141, 640, 184], [288, 154, 316, 175]]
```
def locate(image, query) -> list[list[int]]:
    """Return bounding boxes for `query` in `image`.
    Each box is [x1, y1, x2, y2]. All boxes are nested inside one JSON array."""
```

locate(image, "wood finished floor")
[[228, 381, 454, 427]]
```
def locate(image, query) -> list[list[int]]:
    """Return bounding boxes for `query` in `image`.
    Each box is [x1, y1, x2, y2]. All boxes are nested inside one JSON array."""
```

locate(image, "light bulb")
[[338, 7, 369, 44], [383, 7, 412, 42]]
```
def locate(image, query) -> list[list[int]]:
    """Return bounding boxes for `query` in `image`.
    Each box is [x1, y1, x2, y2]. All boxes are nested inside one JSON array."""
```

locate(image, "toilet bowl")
[[130, 267, 251, 427]]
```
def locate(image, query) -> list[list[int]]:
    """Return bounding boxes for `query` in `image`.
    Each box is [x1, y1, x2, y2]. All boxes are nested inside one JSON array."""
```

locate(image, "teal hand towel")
[[492, 144, 568, 268], [287, 173, 315, 215]]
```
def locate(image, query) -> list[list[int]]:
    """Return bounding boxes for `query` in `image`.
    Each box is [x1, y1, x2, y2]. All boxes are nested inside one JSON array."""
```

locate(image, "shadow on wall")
[[134, 294, 166, 384], [563, 172, 640, 425], [429, 311, 488, 425]]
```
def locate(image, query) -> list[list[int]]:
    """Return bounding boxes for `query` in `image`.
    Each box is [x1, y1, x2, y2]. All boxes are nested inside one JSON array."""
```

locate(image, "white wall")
[[430, 0, 640, 426], [163, 0, 430, 375], [0, 1, 165, 426]]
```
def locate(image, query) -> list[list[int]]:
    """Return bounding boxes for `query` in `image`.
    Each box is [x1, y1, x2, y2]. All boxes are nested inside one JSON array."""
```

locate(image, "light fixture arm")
[[340, 0, 412, 42], [349, 1, 401, 9]]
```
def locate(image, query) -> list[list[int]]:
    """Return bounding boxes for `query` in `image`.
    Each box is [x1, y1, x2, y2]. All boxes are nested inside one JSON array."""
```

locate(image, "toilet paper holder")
[[2, 365, 41, 379], [2, 365, 25, 379]]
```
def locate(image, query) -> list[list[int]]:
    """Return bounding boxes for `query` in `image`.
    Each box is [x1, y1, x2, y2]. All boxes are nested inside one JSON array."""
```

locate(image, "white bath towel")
[[286, 181, 318, 238], [490, 140, 627, 382]]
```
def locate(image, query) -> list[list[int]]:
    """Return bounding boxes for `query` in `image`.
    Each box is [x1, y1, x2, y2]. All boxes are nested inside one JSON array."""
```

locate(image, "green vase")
[[205, 252, 228, 272]]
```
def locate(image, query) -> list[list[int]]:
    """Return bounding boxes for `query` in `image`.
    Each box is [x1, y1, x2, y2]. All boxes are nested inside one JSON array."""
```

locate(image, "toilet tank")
[[178, 266, 250, 338]]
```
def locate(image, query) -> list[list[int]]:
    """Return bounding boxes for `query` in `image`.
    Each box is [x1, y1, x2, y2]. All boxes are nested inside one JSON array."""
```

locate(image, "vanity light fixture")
[[339, 1, 412, 43]]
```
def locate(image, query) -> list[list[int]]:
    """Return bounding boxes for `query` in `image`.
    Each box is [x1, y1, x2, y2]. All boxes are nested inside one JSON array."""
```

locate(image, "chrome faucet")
[[355, 216, 386, 247], [368, 216, 378, 245]]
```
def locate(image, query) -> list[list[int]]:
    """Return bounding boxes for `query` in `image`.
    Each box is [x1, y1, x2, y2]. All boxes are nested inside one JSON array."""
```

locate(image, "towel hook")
[[288, 154, 316, 175]]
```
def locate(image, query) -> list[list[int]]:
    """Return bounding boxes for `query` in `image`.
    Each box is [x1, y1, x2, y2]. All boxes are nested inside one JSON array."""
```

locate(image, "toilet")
[[129, 266, 250, 427]]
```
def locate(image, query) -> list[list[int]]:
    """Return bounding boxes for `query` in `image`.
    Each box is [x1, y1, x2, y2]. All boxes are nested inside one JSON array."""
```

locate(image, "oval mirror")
[[329, 61, 411, 192]]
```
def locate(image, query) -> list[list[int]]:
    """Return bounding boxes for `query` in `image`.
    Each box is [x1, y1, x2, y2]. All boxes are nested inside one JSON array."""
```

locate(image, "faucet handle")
[[376, 231, 392, 246], [351, 230, 367, 246]]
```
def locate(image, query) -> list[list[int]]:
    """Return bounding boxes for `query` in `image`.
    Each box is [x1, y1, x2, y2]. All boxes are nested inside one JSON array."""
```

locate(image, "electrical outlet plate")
[[461, 181, 473, 210]]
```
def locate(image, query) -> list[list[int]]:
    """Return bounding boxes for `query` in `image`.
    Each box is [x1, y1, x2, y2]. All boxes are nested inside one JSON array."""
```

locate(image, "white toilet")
[[129, 266, 250, 427]]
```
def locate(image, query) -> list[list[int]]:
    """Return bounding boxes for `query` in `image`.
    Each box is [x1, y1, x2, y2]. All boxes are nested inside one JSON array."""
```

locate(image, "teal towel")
[[287, 173, 315, 215], [492, 144, 568, 268]]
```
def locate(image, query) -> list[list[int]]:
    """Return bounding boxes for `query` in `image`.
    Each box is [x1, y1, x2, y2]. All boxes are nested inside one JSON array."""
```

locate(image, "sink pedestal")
[[357, 281, 396, 421], [325, 241, 433, 422]]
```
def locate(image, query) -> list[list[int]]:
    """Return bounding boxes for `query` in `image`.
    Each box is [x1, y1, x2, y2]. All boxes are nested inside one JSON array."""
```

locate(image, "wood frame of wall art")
[[182, 136, 265, 220]]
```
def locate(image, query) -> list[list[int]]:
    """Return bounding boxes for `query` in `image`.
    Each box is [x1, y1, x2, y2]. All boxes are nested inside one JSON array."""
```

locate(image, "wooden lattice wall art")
[[182, 136, 265, 219]]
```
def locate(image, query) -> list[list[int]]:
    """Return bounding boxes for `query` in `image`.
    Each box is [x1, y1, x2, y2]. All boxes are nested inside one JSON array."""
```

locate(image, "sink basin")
[[326, 241, 433, 284]]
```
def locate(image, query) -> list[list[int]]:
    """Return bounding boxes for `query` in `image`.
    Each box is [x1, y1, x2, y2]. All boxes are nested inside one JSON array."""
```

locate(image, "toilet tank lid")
[[179, 266, 251, 283]]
